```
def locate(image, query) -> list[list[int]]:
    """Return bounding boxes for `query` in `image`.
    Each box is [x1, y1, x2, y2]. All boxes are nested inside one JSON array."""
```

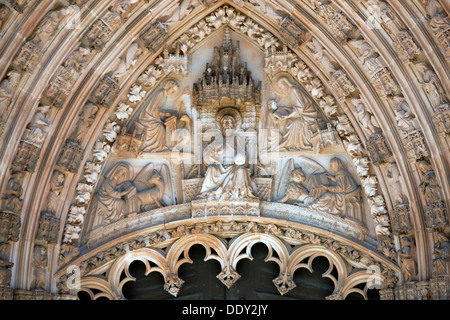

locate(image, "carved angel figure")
[[272, 76, 319, 151], [92, 162, 173, 227], [92, 162, 139, 226], [386, 163, 405, 205], [415, 63, 446, 107], [71, 103, 99, 143], [135, 80, 180, 152], [394, 97, 419, 134], [31, 245, 47, 289], [306, 38, 336, 76], [32, 9, 68, 44]]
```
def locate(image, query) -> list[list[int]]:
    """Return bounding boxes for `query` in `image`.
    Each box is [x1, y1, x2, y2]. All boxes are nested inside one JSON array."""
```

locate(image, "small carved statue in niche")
[[47, 170, 65, 213], [399, 236, 417, 282], [197, 112, 257, 201], [136, 80, 181, 152], [0, 5, 10, 33], [432, 232, 450, 276], [415, 63, 447, 108], [394, 97, 419, 135], [70, 103, 99, 144], [420, 0, 449, 31], [385, 162, 406, 205], [418, 160, 443, 205], [308, 157, 361, 218], [2, 171, 25, 213], [0, 242, 13, 287], [23, 105, 51, 147], [279, 167, 309, 204], [30, 8, 70, 46], [306, 38, 336, 76], [350, 97, 379, 136], [0, 70, 21, 121], [31, 245, 47, 289], [271, 76, 319, 151]]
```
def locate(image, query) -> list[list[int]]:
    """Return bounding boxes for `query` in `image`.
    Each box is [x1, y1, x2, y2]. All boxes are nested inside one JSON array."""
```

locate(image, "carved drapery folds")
[[88, 161, 173, 230], [11, 105, 53, 173], [0, 70, 21, 132], [0, 171, 24, 242], [278, 157, 363, 222], [64, 6, 398, 281], [419, 0, 450, 58], [418, 160, 447, 232], [43, 47, 92, 108], [13, 9, 70, 73]]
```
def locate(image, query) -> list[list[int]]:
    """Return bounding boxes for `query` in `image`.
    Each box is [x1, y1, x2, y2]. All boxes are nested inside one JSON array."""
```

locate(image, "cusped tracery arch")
[[75, 230, 389, 300]]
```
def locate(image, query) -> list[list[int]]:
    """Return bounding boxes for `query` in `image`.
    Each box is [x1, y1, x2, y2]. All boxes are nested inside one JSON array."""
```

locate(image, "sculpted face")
[[220, 115, 236, 136], [276, 77, 292, 95], [164, 80, 180, 97], [329, 158, 342, 174], [114, 167, 128, 183]]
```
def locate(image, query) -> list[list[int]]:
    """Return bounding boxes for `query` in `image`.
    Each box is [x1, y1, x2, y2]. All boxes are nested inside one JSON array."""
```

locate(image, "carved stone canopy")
[[193, 28, 262, 107]]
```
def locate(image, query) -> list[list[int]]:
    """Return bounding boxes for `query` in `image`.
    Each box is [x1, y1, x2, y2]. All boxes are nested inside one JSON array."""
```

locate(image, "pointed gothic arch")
[[0, 0, 448, 300]]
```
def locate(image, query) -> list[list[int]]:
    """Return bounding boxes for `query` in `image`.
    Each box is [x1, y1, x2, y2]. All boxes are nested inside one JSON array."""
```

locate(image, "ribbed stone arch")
[[0, 0, 447, 300]]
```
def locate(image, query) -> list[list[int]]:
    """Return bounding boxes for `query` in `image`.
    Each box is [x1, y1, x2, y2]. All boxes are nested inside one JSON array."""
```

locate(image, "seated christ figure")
[[197, 114, 257, 201]]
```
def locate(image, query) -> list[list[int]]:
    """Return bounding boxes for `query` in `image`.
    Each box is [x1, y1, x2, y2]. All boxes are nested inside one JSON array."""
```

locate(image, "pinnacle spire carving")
[[193, 28, 261, 106]]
